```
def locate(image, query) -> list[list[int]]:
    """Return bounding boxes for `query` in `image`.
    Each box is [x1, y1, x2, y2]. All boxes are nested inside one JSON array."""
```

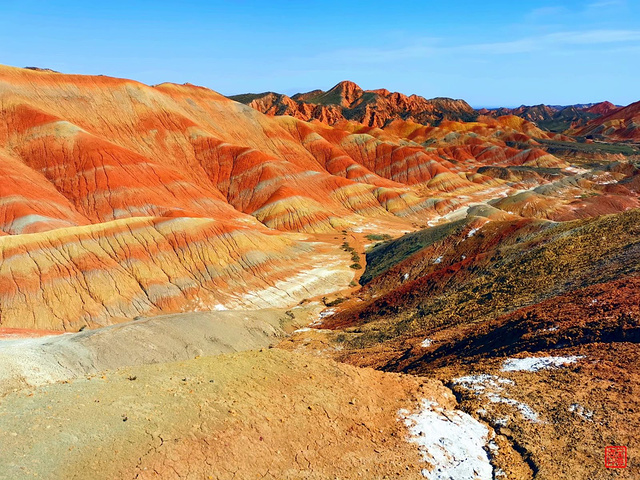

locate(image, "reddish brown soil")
[[284, 275, 640, 479]]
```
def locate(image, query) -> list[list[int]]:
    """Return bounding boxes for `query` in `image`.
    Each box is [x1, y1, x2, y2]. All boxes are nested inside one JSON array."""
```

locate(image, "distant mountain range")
[[229, 80, 477, 127], [571, 100, 640, 141], [479, 101, 621, 133], [231, 82, 631, 137]]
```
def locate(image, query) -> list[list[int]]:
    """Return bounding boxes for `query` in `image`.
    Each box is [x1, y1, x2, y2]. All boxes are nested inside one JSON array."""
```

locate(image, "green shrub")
[[365, 233, 392, 241], [325, 297, 347, 307]]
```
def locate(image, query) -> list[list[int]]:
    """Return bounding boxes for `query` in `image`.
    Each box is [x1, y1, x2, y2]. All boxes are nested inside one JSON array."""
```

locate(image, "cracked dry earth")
[[0, 349, 457, 480]]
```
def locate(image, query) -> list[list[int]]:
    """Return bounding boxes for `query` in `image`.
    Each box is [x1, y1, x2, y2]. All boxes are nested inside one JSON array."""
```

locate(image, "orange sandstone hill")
[[0, 65, 574, 240], [0, 64, 633, 332], [0, 67, 441, 236]]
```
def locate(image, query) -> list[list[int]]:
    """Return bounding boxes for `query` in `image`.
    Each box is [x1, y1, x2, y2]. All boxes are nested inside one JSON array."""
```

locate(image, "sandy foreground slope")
[[0, 305, 535, 480], [0, 347, 441, 480]]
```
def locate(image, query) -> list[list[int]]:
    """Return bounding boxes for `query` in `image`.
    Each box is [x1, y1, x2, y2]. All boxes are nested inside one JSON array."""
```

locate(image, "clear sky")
[[1, 0, 638, 107]]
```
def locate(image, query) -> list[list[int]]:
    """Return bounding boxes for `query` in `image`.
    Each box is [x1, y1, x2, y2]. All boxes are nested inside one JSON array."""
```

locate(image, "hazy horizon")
[[2, 0, 638, 107]]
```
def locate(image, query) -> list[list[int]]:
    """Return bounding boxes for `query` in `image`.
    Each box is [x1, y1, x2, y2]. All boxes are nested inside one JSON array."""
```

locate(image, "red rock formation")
[[233, 81, 476, 127], [240, 92, 344, 124], [295, 80, 364, 107], [584, 101, 619, 116]]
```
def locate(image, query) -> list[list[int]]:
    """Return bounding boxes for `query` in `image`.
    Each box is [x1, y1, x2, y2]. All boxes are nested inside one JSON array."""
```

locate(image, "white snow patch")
[[213, 304, 227, 311], [399, 399, 493, 480], [350, 222, 384, 233], [454, 374, 514, 393], [318, 308, 336, 319], [467, 228, 479, 238], [454, 374, 540, 422], [486, 393, 540, 422], [433, 256, 443, 264], [403, 273, 410, 282], [568, 403, 594, 420], [310, 307, 337, 326], [293, 327, 311, 333], [421, 338, 432, 348], [564, 166, 588, 174], [501, 356, 584, 372], [495, 468, 507, 478], [494, 417, 509, 427], [488, 438, 499, 454]]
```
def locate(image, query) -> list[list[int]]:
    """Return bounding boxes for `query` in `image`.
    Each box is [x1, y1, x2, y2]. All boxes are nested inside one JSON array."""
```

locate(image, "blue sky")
[[0, 0, 638, 107]]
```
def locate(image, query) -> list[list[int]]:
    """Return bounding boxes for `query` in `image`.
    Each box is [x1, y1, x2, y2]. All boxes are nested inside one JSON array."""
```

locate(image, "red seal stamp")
[[605, 446, 627, 468]]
